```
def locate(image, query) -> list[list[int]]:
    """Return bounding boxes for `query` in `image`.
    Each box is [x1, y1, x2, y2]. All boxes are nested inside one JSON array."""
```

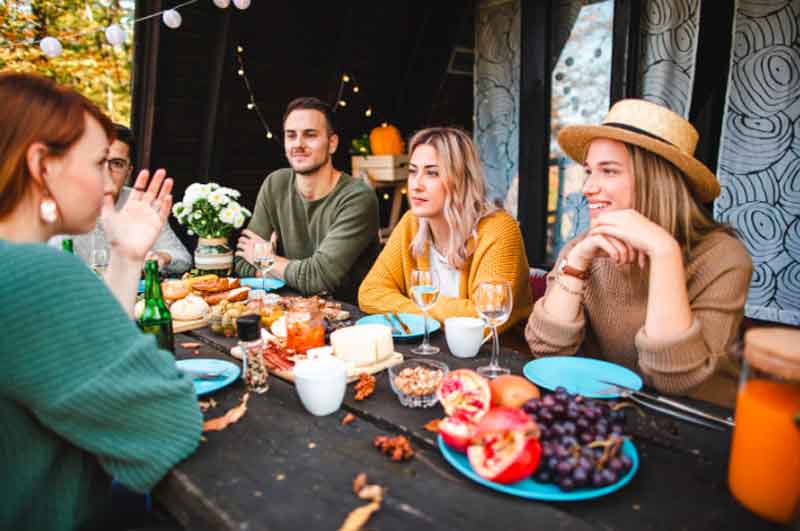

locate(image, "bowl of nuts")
[[389, 358, 449, 408]]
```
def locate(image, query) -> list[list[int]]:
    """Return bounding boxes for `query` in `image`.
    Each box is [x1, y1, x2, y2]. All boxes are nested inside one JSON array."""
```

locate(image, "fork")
[[383, 313, 402, 335], [179, 369, 225, 380]]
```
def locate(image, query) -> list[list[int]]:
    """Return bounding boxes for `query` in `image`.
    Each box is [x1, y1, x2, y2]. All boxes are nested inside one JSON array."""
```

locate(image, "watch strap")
[[560, 259, 589, 280]]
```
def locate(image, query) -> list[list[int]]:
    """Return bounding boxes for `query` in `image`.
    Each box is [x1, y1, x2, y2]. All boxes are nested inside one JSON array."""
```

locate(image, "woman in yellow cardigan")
[[358, 127, 532, 337]]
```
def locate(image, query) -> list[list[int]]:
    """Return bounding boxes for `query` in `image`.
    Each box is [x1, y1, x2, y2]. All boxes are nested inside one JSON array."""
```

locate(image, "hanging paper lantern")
[[213, 0, 230, 7], [104, 24, 126, 46], [162, 9, 182, 29], [233, 0, 251, 10], [40, 37, 63, 58]]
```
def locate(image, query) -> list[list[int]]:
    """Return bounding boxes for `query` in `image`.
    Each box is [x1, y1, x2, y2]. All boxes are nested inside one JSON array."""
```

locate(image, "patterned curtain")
[[639, 0, 701, 117], [475, 0, 521, 207], [715, 0, 800, 326]]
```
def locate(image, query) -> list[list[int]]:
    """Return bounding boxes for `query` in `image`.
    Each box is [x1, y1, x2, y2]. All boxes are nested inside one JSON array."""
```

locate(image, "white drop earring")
[[40, 198, 58, 224]]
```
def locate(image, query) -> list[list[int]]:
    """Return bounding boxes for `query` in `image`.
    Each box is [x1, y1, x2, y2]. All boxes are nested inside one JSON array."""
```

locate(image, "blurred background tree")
[[0, 0, 135, 125]]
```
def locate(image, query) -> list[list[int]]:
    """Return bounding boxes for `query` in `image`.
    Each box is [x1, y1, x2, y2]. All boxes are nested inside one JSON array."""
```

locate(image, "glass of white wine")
[[410, 268, 440, 355], [91, 248, 109, 277], [254, 241, 275, 292], [475, 281, 513, 379]]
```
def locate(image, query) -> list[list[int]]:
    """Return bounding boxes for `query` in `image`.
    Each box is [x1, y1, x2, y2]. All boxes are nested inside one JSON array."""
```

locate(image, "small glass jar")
[[260, 293, 283, 329], [728, 327, 800, 524], [237, 314, 268, 394], [286, 299, 325, 354]]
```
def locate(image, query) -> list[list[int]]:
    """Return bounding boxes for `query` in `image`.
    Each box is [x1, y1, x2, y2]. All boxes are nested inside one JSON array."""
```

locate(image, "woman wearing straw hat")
[[525, 99, 752, 405]]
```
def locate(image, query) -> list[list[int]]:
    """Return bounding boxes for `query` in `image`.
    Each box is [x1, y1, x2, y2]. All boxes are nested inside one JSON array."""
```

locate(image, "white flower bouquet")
[[172, 182, 252, 238]]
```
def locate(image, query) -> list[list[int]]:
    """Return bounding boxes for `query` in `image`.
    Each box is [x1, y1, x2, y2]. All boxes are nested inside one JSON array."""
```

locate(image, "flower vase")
[[194, 237, 233, 276]]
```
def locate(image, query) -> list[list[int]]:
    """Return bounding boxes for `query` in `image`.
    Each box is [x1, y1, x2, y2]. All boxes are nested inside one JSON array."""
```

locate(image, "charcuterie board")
[[173, 317, 209, 334]]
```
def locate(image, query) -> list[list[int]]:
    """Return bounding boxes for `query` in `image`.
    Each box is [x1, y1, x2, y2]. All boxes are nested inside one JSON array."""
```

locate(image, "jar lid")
[[744, 327, 800, 381], [237, 314, 261, 341]]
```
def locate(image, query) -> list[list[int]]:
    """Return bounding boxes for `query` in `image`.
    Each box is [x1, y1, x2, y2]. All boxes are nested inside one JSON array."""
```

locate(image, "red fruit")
[[468, 431, 542, 484], [489, 375, 540, 408], [439, 415, 477, 453], [436, 369, 491, 423], [473, 407, 540, 441]]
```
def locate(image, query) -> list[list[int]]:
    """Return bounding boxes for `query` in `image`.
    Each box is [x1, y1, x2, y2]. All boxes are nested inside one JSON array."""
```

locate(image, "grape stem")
[[587, 435, 625, 469]]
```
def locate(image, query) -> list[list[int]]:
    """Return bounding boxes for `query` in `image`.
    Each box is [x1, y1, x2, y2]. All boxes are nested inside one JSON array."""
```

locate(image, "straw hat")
[[557, 99, 720, 202]]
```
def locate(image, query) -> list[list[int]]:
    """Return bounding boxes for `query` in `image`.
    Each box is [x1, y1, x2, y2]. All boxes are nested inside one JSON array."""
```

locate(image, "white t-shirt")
[[430, 246, 461, 298]]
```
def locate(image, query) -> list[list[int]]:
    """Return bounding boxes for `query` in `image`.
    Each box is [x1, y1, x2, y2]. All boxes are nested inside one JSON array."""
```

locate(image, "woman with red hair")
[[0, 72, 201, 530]]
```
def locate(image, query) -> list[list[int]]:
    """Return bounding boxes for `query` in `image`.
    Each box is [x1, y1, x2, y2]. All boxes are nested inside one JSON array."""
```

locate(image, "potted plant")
[[172, 182, 251, 275]]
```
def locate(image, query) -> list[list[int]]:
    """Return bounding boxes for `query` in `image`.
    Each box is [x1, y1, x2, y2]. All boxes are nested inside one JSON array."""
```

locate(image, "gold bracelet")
[[555, 275, 585, 297]]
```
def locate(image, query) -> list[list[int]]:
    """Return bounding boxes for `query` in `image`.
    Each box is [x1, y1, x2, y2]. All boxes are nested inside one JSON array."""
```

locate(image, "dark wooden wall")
[[135, 1, 475, 248]]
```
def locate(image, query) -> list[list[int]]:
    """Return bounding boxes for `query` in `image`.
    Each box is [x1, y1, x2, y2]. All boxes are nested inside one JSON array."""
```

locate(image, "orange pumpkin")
[[369, 123, 405, 155]]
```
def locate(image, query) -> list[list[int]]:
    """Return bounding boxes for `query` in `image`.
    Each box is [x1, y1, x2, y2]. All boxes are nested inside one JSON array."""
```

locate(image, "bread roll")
[[171, 294, 210, 321], [162, 280, 190, 302]]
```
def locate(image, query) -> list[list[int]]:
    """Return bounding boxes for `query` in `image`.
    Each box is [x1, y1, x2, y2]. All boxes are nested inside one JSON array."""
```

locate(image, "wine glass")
[[254, 241, 275, 292], [410, 268, 440, 355], [475, 281, 513, 379], [91, 248, 109, 277]]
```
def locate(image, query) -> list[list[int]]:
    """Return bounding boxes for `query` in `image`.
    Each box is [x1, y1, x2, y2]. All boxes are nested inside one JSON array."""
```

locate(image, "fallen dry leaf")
[[202, 393, 250, 432], [339, 501, 380, 531], [424, 419, 441, 433], [342, 413, 356, 426], [180, 342, 201, 349], [357, 484, 384, 502], [352, 473, 367, 495]]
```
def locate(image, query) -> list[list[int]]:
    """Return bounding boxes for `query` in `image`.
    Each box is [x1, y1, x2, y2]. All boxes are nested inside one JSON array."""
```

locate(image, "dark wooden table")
[[154, 301, 782, 531]]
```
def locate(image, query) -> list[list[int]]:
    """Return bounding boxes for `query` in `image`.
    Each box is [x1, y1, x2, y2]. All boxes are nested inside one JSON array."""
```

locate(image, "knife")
[[391, 311, 412, 334], [383, 313, 402, 335], [598, 379, 734, 428]]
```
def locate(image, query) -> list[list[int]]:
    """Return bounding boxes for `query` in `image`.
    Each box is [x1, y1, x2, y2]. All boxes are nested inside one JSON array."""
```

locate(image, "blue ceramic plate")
[[523, 357, 643, 399], [138, 280, 144, 293], [238, 277, 286, 291], [356, 313, 441, 339], [176, 358, 240, 396], [438, 435, 638, 501]]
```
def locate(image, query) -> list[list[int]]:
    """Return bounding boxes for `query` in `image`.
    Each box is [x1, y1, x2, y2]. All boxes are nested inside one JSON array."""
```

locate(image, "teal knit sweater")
[[0, 240, 202, 531]]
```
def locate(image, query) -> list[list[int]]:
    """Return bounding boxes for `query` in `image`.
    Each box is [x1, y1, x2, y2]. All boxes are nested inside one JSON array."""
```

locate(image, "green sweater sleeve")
[[234, 174, 276, 278], [284, 183, 379, 295], [0, 243, 202, 493]]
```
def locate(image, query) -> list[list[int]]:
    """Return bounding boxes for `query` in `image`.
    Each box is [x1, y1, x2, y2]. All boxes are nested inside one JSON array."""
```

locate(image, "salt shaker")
[[236, 314, 269, 394]]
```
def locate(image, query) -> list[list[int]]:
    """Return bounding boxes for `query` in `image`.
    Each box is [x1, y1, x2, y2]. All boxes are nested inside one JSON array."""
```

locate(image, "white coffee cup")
[[445, 317, 487, 358], [293, 355, 347, 416]]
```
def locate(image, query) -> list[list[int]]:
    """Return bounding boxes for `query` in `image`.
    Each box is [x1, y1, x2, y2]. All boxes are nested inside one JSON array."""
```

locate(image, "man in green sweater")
[[234, 97, 380, 303]]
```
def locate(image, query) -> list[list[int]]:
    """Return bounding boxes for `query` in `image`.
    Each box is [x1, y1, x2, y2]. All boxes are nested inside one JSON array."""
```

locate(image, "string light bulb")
[[237, 68, 244, 76], [236, 45, 244, 53], [365, 107, 372, 117], [162, 9, 182, 29], [104, 24, 126, 46], [338, 100, 347, 107], [353, 85, 360, 93], [383, 193, 390, 200], [342, 74, 350, 82], [247, 102, 255, 110], [266, 131, 273, 139], [40, 36, 63, 57]]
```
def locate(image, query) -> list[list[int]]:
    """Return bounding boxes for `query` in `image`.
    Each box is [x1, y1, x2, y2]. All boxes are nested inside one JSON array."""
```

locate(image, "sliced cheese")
[[330, 324, 394, 367]]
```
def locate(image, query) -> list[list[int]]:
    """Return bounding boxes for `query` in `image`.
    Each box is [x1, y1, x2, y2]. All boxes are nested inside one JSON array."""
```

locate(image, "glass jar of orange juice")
[[286, 299, 325, 354], [728, 327, 800, 524]]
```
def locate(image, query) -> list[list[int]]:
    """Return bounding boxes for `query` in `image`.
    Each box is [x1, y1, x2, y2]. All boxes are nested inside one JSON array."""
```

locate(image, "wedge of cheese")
[[330, 324, 394, 367]]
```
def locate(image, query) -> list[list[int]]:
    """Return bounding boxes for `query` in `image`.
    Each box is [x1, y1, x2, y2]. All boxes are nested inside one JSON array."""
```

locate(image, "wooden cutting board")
[[229, 347, 404, 384], [173, 318, 208, 334]]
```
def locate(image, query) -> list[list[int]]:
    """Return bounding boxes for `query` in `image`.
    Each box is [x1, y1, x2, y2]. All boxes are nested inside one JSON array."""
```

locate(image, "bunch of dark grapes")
[[522, 387, 633, 491]]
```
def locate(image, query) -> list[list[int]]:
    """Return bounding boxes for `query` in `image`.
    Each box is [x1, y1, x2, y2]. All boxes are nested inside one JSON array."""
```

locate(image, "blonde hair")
[[627, 144, 730, 257], [409, 127, 497, 270]]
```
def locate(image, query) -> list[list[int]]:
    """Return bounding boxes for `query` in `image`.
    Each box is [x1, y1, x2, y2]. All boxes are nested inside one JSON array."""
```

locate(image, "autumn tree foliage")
[[0, 0, 134, 125]]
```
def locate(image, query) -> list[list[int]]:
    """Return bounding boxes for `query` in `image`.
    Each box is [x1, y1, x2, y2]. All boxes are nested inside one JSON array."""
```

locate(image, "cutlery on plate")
[[383, 313, 403, 335], [391, 311, 412, 334], [180, 369, 225, 380], [598, 379, 734, 429]]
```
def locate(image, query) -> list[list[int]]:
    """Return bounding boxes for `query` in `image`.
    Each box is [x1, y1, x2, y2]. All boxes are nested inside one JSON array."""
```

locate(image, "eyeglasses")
[[106, 158, 131, 172]]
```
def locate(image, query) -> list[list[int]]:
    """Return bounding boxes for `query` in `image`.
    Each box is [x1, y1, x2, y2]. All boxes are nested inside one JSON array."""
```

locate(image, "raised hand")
[[588, 209, 679, 262], [102, 169, 173, 262]]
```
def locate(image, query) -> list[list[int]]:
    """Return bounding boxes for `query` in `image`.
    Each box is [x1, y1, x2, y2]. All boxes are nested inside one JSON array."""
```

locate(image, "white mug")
[[445, 317, 486, 358], [293, 356, 347, 416]]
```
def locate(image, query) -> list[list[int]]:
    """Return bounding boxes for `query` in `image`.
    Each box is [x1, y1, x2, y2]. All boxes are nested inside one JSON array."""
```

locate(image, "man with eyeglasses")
[[50, 124, 192, 275]]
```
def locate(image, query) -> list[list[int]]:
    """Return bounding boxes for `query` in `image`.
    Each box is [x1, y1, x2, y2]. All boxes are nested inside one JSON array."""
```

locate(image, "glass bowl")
[[388, 358, 449, 408]]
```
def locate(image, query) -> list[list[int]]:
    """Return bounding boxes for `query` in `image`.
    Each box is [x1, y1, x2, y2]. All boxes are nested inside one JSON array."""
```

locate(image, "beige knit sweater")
[[525, 230, 753, 406]]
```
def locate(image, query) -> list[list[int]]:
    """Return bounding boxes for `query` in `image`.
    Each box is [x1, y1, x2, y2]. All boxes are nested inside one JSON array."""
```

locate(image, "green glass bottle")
[[138, 259, 174, 353], [61, 238, 74, 253]]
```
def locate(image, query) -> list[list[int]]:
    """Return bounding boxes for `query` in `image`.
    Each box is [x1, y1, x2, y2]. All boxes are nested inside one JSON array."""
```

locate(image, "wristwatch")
[[558, 258, 589, 280]]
